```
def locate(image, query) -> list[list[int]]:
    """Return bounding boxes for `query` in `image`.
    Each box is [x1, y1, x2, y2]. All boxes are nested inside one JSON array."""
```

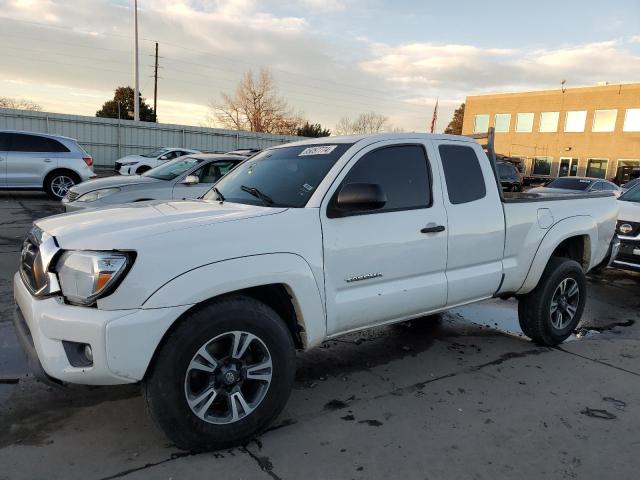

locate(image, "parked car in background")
[[496, 161, 522, 192], [621, 177, 640, 193], [115, 147, 201, 175], [226, 148, 261, 157], [611, 184, 640, 271], [14, 133, 619, 451], [0, 130, 95, 199], [63, 153, 245, 212], [529, 177, 622, 197]]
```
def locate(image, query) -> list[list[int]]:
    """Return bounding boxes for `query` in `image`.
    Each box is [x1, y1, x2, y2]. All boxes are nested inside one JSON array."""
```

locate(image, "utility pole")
[[133, 0, 140, 121], [153, 41, 158, 122]]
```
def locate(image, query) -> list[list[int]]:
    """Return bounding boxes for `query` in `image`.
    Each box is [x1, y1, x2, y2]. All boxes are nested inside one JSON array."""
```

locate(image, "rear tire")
[[143, 295, 296, 451], [518, 257, 586, 345], [44, 170, 79, 200]]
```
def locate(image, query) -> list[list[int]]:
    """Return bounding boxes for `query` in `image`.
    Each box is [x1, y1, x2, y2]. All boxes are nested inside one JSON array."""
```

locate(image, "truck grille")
[[20, 236, 47, 294], [65, 191, 80, 202]]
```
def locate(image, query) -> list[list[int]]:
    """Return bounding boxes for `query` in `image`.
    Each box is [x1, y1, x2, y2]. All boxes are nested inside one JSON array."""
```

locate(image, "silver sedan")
[[62, 153, 245, 212]]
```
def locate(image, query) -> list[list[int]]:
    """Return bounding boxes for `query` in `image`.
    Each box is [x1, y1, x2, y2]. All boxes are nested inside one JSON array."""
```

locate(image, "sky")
[[0, 0, 639, 133]]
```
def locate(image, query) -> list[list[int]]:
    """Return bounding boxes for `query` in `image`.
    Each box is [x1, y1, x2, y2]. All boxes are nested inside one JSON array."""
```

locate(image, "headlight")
[[120, 161, 139, 166], [76, 188, 120, 203], [55, 251, 133, 305]]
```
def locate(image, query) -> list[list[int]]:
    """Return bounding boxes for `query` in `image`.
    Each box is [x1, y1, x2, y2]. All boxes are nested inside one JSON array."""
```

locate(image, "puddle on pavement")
[[451, 298, 526, 338]]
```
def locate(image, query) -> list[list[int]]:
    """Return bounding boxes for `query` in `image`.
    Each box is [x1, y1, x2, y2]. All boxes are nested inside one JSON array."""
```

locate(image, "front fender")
[[143, 253, 326, 348], [518, 216, 596, 294]]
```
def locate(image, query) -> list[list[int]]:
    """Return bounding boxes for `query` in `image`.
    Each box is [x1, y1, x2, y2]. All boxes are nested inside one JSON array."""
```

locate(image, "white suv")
[[0, 130, 96, 199]]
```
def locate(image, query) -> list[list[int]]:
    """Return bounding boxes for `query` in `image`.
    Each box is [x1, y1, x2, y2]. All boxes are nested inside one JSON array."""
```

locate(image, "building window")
[[586, 159, 608, 179], [515, 113, 534, 132], [494, 113, 511, 132], [473, 114, 489, 133], [532, 156, 552, 176], [539, 112, 559, 132], [623, 109, 640, 132], [592, 109, 617, 132], [565, 111, 587, 132]]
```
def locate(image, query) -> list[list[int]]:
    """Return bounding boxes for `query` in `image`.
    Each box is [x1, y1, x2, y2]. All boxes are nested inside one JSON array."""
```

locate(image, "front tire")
[[143, 295, 296, 451], [518, 257, 586, 345], [136, 165, 151, 175]]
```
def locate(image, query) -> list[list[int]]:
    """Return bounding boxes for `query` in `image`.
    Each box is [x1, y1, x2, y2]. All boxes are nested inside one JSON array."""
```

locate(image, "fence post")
[[45, 115, 50, 133], [182, 128, 185, 148]]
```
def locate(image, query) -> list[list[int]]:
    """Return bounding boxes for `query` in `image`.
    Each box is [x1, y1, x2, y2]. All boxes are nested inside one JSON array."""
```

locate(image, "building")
[[462, 83, 640, 183]]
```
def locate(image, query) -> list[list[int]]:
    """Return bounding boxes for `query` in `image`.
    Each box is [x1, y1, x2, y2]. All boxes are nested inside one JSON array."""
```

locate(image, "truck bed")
[[502, 191, 615, 203]]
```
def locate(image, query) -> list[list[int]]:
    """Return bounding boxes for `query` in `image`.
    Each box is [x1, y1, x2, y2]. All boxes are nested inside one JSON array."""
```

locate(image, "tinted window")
[[46, 138, 70, 152], [0, 133, 9, 150], [545, 178, 592, 190], [340, 145, 430, 212], [9, 133, 55, 152], [439, 145, 486, 204], [205, 143, 353, 208]]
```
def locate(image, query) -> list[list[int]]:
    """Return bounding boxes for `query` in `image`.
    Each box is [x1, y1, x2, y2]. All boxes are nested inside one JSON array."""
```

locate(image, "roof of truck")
[[275, 133, 476, 148]]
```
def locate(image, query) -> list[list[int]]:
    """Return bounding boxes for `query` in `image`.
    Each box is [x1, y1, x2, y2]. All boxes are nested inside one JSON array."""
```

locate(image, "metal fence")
[[0, 108, 303, 168]]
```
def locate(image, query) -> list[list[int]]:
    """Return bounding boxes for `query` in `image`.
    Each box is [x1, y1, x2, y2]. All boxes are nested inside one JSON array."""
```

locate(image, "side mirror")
[[330, 183, 386, 217], [181, 175, 199, 185], [159, 155, 168, 160]]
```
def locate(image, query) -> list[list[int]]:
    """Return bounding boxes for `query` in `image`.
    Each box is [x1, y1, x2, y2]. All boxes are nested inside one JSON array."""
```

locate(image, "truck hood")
[[36, 200, 286, 247], [70, 175, 161, 195], [618, 199, 640, 222]]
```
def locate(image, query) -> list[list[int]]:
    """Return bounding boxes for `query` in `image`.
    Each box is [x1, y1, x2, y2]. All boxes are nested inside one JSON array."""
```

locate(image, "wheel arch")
[[42, 167, 81, 189], [518, 216, 596, 294], [140, 254, 325, 373]]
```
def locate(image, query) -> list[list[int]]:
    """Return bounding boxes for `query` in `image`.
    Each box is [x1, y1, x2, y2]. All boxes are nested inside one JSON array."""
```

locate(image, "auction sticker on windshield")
[[299, 145, 338, 156]]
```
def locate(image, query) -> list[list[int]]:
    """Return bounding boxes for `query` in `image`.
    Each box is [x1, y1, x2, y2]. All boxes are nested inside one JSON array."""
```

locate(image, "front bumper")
[[612, 236, 640, 271], [13, 272, 191, 385]]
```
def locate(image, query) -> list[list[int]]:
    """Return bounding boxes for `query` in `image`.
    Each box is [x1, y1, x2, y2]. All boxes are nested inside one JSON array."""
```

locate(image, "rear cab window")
[[438, 144, 487, 204]]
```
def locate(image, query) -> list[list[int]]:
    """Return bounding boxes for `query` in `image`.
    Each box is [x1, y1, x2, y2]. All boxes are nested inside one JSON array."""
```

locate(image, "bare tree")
[[334, 112, 392, 135], [208, 68, 304, 135], [0, 97, 42, 111]]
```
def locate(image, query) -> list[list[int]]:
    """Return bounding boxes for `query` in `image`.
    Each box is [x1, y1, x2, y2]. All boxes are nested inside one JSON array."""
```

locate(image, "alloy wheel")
[[50, 175, 75, 198], [184, 331, 273, 425], [550, 277, 579, 330]]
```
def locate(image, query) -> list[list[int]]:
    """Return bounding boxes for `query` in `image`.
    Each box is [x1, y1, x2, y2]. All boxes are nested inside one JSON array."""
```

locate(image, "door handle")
[[44, 158, 52, 163], [421, 224, 445, 234]]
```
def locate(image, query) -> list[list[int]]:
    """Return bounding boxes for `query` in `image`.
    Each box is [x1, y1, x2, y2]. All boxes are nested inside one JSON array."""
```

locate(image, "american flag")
[[430, 98, 439, 133]]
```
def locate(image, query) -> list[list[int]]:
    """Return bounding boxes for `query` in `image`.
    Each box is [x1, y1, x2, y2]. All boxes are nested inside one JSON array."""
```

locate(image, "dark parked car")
[[496, 161, 522, 192]]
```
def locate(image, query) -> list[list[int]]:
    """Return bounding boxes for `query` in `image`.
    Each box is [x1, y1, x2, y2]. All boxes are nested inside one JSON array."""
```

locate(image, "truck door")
[[320, 142, 448, 336], [434, 140, 505, 306]]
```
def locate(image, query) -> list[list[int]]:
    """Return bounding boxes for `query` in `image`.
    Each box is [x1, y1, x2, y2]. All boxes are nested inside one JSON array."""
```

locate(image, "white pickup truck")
[[14, 133, 619, 451]]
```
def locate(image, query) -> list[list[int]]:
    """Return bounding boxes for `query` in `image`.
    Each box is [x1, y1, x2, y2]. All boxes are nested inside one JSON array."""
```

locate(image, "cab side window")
[[9, 133, 55, 152], [338, 145, 431, 213], [439, 145, 487, 205]]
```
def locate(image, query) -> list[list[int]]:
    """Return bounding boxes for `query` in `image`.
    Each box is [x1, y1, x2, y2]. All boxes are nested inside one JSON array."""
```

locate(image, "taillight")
[[83, 156, 93, 167]]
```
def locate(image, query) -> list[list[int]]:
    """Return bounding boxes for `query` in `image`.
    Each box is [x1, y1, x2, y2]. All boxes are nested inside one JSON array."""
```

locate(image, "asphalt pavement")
[[1, 190, 639, 480]]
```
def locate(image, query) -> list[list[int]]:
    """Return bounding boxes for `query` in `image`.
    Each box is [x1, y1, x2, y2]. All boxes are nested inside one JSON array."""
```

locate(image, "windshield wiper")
[[213, 187, 225, 203], [241, 185, 274, 206]]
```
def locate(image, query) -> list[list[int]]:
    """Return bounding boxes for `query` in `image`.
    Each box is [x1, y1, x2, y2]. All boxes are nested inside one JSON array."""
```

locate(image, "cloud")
[[360, 39, 640, 94]]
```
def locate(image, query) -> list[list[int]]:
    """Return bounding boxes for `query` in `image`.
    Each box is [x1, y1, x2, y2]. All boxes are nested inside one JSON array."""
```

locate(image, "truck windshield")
[[545, 178, 593, 190], [203, 143, 353, 207], [144, 157, 202, 180]]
